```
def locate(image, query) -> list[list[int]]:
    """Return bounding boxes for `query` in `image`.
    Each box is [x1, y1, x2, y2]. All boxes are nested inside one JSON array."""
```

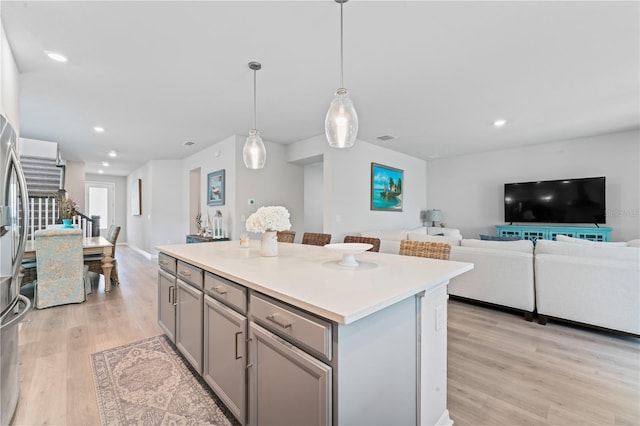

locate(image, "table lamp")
[[425, 209, 442, 227]]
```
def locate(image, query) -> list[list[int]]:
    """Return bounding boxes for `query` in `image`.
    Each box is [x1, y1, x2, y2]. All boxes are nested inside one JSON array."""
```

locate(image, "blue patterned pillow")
[[479, 234, 521, 241]]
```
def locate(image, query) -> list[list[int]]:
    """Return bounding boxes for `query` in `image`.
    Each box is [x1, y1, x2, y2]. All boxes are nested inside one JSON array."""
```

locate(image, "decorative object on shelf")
[[207, 170, 225, 206], [370, 163, 403, 211], [239, 234, 250, 248], [195, 212, 202, 235], [425, 209, 442, 227], [325, 0, 358, 148], [212, 210, 225, 239], [54, 190, 77, 221], [131, 178, 142, 215], [243, 61, 266, 169], [325, 243, 373, 267], [245, 206, 292, 257]]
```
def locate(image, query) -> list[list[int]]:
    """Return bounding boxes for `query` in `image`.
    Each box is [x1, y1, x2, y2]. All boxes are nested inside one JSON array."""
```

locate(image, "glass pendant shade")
[[243, 129, 266, 169], [325, 88, 358, 148]]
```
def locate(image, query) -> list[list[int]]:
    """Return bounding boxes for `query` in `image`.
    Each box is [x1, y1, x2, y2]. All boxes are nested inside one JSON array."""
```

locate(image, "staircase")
[[18, 155, 100, 239]]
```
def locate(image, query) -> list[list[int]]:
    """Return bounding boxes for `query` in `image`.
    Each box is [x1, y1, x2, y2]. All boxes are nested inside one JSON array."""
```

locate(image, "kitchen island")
[[156, 240, 472, 426]]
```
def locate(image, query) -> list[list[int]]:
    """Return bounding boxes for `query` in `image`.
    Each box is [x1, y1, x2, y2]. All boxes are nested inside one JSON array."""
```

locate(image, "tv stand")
[[496, 225, 611, 243]]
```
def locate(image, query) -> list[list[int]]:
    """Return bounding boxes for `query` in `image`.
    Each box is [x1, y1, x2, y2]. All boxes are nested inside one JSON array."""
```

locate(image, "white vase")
[[260, 230, 278, 257]]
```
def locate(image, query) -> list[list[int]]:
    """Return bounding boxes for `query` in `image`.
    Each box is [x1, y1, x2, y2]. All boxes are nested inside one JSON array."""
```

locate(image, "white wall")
[[181, 135, 237, 240], [427, 130, 640, 241], [0, 20, 19, 129], [236, 136, 304, 240], [65, 161, 85, 210], [304, 161, 324, 235], [86, 173, 127, 242], [288, 135, 428, 242]]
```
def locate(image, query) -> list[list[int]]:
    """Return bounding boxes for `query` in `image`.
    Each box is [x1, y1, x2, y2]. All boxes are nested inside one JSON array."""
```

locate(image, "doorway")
[[85, 181, 115, 235]]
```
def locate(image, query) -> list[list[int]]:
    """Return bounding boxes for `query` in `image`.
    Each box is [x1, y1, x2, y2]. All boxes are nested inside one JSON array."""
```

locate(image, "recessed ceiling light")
[[101, 162, 109, 167], [108, 150, 118, 158], [45, 50, 68, 63], [98, 170, 104, 174], [493, 119, 507, 127], [93, 126, 105, 133]]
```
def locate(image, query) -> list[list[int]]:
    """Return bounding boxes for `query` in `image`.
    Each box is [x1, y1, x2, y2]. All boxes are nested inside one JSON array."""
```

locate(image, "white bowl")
[[324, 243, 373, 267]]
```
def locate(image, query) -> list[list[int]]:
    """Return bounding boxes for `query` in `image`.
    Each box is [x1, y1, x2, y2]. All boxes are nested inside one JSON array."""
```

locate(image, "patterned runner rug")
[[91, 335, 237, 426]]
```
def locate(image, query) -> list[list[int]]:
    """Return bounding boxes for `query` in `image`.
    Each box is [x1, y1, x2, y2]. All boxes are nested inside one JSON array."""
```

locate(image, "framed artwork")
[[371, 163, 403, 211], [131, 178, 142, 215], [207, 169, 225, 206]]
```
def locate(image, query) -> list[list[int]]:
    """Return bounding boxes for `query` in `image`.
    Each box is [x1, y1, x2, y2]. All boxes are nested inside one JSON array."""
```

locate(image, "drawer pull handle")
[[213, 286, 228, 295], [179, 270, 191, 278], [266, 314, 292, 329], [234, 331, 243, 360]]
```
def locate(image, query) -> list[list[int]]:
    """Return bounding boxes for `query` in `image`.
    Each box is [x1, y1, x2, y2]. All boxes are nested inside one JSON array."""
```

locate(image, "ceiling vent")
[[183, 141, 195, 146], [376, 135, 396, 141]]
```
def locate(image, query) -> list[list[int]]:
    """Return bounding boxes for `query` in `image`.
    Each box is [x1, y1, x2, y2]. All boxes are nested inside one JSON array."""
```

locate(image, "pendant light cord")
[[340, 0, 344, 89], [253, 69, 257, 129]]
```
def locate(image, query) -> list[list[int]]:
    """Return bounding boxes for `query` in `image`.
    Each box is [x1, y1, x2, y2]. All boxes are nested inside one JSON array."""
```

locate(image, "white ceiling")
[[2, 1, 638, 176]]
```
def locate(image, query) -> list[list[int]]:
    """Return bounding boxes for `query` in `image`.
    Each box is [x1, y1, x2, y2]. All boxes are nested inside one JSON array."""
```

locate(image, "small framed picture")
[[207, 170, 225, 206], [371, 163, 403, 211]]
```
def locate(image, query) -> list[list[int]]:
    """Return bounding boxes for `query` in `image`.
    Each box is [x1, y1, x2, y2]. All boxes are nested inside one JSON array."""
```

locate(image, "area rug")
[[91, 335, 238, 426]]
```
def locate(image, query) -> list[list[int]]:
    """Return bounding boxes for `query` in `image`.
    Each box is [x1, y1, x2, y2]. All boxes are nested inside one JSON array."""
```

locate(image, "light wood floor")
[[12, 245, 640, 425]]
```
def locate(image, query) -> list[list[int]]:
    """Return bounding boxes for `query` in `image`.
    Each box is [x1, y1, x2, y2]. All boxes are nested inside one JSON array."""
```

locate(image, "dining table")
[[23, 236, 116, 292]]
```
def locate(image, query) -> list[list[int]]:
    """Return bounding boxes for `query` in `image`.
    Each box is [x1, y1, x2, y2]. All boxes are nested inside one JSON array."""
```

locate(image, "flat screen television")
[[504, 177, 606, 224]]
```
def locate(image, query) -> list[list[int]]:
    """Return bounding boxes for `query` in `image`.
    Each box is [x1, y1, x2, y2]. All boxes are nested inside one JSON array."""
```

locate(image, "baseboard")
[[122, 243, 155, 260]]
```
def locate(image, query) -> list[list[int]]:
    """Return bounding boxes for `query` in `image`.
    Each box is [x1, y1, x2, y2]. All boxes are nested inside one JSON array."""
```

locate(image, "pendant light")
[[243, 61, 266, 169], [325, 0, 358, 148]]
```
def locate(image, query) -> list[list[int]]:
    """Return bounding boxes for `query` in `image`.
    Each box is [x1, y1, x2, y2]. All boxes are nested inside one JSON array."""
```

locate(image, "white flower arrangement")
[[245, 206, 292, 233]]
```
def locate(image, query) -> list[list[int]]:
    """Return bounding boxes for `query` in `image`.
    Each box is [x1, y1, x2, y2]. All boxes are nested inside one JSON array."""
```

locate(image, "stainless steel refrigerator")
[[0, 113, 30, 426]]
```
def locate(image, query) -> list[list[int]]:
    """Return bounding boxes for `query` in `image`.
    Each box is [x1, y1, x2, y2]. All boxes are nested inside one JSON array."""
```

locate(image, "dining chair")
[[33, 229, 89, 309], [85, 224, 121, 291], [301, 232, 332, 246], [399, 240, 451, 260], [343, 235, 381, 253], [276, 230, 296, 243]]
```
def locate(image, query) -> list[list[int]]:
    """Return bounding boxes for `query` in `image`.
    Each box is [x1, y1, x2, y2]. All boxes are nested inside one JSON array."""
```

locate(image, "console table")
[[496, 225, 611, 242], [186, 235, 230, 244]]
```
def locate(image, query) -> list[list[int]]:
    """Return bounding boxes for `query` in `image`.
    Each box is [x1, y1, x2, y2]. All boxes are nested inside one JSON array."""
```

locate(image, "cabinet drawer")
[[204, 272, 247, 314], [250, 293, 332, 361], [158, 253, 176, 275], [177, 260, 203, 289]]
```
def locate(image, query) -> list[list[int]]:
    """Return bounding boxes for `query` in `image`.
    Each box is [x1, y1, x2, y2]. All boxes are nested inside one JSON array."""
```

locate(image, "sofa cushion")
[[407, 233, 461, 246], [480, 234, 521, 241], [535, 239, 640, 262], [555, 234, 628, 247], [461, 238, 534, 253]]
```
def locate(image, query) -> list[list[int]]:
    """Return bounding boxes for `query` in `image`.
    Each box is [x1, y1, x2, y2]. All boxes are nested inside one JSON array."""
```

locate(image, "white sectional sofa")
[[448, 239, 536, 319], [534, 239, 640, 335], [359, 227, 462, 254]]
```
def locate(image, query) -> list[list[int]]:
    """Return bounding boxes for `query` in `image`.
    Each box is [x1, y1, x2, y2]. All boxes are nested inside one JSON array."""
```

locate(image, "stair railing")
[[27, 196, 100, 239]]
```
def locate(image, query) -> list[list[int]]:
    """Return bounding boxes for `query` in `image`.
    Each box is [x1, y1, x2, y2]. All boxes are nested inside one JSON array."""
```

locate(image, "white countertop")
[[155, 240, 473, 325]]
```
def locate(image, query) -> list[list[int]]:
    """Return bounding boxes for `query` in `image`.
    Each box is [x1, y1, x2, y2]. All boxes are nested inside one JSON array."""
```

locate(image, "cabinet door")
[[176, 279, 204, 374], [248, 322, 332, 426], [157, 270, 176, 343], [204, 296, 247, 425]]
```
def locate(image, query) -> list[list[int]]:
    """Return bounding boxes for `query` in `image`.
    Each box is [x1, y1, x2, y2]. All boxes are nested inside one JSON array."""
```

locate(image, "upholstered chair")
[[301, 232, 332, 246], [85, 225, 121, 291], [34, 229, 88, 309], [399, 240, 451, 260], [277, 230, 296, 243], [343, 235, 381, 253]]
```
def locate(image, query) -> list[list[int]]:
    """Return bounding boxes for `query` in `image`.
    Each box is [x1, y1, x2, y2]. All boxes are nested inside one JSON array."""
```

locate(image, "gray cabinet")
[[248, 322, 332, 426], [157, 269, 176, 342], [203, 295, 247, 425], [157, 254, 177, 343], [175, 261, 204, 374]]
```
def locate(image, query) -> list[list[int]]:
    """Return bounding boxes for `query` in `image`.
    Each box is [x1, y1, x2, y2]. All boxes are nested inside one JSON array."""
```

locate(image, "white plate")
[[324, 243, 373, 267]]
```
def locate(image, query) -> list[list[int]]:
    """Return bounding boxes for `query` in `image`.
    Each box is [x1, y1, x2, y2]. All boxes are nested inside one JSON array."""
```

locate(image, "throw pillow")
[[479, 234, 521, 241], [556, 234, 628, 247]]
